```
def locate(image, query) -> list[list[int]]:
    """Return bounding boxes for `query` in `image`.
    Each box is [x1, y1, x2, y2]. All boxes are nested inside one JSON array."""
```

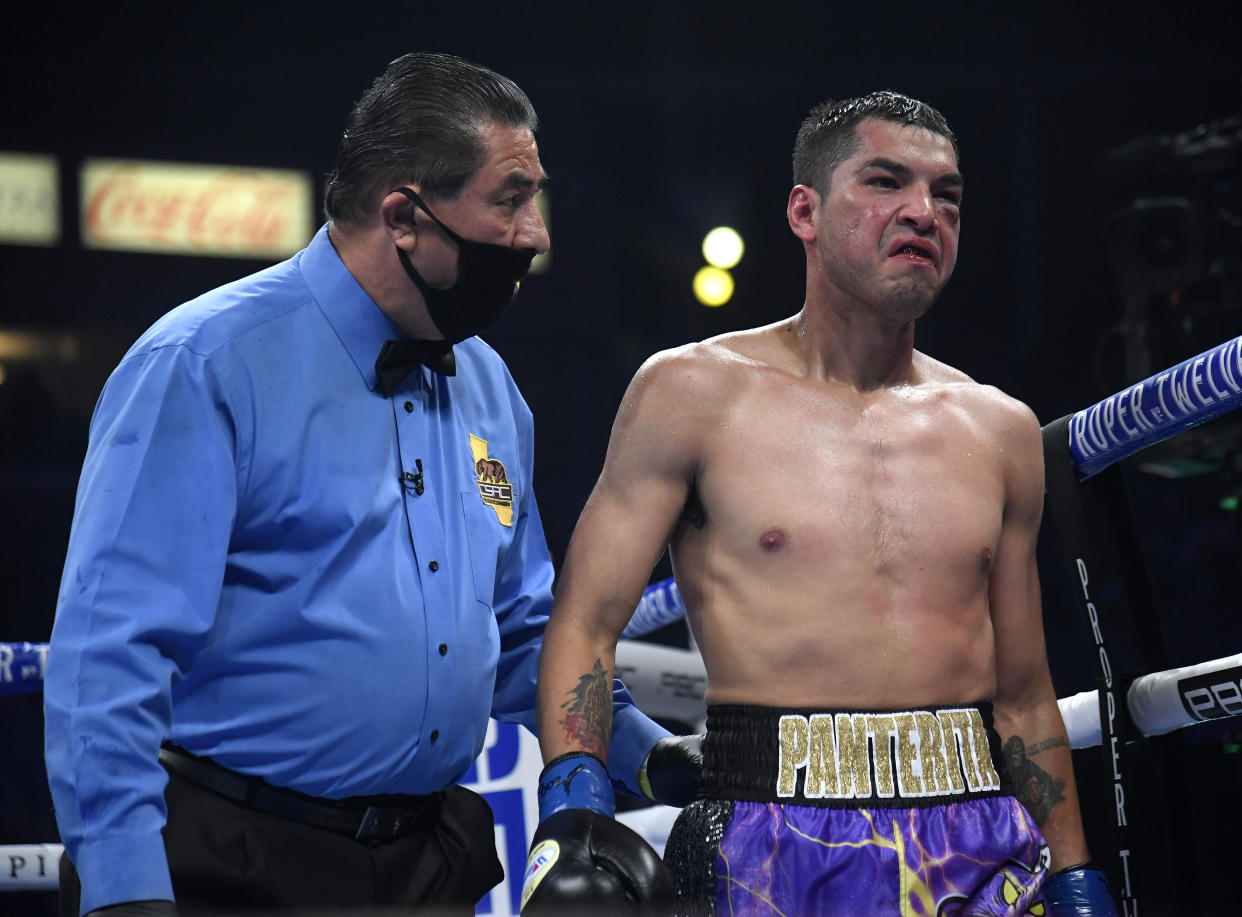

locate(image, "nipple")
[[759, 528, 788, 552], [980, 546, 994, 572]]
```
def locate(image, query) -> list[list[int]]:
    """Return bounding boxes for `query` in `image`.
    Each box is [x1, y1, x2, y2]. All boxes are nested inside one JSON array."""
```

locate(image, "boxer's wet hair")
[[324, 51, 538, 225], [792, 90, 958, 195]]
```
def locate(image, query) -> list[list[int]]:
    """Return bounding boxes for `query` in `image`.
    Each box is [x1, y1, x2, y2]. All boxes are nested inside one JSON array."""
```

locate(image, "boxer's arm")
[[522, 350, 707, 912], [536, 348, 706, 766], [988, 398, 1092, 872]]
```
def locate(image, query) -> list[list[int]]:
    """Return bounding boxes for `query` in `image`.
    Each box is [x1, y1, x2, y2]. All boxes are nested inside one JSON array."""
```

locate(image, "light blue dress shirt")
[[44, 225, 667, 913]]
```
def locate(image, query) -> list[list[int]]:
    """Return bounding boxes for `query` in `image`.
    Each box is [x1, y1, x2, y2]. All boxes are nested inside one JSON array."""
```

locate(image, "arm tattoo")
[[1025, 736, 1068, 756], [558, 659, 612, 759], [1002, 734, 1066, 825]]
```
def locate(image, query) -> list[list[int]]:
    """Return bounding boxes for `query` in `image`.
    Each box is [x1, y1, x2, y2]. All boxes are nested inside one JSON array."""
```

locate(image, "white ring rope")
[[616, 641, 1242, 750], [3, 645, 1239, 892], [1057, 652, 1242, 748], [7, 643, 1241, 749], [0, 844, 60, 890]]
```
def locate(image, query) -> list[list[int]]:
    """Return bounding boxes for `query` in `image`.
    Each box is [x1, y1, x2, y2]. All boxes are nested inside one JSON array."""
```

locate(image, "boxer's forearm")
[[536, 616, 616, 763], [1030, 751, 1091, 871], [996, 698, 1091, 871]]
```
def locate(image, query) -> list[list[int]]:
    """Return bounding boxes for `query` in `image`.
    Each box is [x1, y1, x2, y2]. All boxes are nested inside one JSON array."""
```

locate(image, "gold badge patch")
[[470, 433, 514, 527]]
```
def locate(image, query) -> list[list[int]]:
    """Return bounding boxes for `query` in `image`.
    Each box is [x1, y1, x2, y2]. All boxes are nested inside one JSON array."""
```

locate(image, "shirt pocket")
[[460, 490, 503, 608]]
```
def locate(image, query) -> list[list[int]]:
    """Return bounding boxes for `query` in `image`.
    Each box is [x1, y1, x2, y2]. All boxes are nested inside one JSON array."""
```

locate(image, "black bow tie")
[[374, 339, 456, 395]]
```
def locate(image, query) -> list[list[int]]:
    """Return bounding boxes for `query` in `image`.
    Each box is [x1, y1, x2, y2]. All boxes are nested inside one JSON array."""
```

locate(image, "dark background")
[[2, 3, 1239, 913]]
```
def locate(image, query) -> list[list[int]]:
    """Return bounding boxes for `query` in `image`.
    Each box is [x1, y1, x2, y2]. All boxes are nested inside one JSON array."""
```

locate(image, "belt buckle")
[[354, 806, 404, 844], [354, 807, 378, 842]]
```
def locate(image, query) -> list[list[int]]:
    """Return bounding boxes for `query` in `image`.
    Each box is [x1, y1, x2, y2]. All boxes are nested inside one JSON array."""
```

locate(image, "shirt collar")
[[300, 223, 410, 394]]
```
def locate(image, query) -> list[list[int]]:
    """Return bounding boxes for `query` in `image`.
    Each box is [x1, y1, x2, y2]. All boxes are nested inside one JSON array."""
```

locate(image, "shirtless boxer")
[[523, 92, 1117, 915]]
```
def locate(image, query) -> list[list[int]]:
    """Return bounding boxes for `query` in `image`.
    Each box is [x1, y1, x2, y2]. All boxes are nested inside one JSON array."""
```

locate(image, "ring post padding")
[[1042, 414, 1146, 912], [1067, 335, 1242, 480]]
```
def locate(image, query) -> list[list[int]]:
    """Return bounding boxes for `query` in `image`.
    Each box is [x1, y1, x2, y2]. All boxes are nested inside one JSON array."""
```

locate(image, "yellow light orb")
[[702, 226, 744, 269], [693, 266, 734, 307]]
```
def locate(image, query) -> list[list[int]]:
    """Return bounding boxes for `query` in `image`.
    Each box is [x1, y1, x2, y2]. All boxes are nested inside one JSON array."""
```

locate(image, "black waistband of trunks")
[[700, 702, 1010, 808]]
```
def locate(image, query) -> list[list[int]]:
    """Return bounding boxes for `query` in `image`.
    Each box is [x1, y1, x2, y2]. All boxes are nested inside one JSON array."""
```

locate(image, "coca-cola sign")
[[81, 158, 312, 258]]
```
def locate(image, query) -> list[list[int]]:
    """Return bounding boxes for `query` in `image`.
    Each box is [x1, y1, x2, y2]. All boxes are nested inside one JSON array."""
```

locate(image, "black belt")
[[159, 745, 442, 845]]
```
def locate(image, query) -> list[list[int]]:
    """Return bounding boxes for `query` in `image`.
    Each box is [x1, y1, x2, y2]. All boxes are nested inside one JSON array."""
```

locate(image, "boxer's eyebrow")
[[855, 156, 910, 177], [855, 157, 963, 190]]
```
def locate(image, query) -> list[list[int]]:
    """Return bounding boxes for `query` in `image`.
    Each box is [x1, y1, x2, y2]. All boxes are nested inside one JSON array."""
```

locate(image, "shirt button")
[[404, 401, 414, 413], [439, 643, 448, 656], [430, 730, 439, 742], [428, 560, 439, 572]]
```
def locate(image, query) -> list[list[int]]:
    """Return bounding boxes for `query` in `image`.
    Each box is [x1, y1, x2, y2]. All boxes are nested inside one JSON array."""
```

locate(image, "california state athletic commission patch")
[[469, 433, 513, 526]]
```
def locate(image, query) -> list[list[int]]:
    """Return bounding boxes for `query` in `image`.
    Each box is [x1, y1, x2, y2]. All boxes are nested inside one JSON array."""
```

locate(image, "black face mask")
[[391, 187, 537, 345]]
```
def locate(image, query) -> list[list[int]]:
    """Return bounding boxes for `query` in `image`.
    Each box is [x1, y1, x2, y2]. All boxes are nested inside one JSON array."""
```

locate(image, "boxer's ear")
[[788, 184, 820, 242]]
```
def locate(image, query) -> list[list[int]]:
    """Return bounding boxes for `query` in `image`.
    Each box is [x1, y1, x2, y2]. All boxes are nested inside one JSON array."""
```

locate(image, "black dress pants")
[[59, 766, 504, 915]]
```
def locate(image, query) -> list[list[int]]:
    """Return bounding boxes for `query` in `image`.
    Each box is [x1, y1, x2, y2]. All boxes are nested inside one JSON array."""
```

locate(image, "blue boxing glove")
[[520, 752, 674, 914], [639, 734, 704, 808], [1041, 864, 1119, 916]]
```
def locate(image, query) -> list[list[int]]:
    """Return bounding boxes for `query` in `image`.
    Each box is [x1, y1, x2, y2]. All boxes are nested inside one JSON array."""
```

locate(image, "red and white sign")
[[81, 158, 313, 259]]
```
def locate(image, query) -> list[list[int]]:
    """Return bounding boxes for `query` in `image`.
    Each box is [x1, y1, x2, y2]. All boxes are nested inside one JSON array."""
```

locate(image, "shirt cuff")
[[607, 705, 671, 799], [74, 832, 173, 916]]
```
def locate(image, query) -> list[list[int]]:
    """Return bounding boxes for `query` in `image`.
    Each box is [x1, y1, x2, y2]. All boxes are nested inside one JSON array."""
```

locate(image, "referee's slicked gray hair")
[[324, 51, 538, 225]]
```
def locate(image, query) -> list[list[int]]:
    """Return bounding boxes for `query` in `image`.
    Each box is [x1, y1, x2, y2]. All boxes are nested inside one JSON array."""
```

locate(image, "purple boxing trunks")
[[664, 703, 1050, 916]]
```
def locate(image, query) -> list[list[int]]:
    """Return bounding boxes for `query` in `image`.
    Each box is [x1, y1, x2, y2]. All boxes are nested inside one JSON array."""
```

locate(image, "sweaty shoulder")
[[960, 380, 1040, 444], [608, 334, 771, 465], [920, 360, 1044, 518], [911, 351, 1043, 484], [916, 351, 1038, 426], [626, 335, 754, 410]]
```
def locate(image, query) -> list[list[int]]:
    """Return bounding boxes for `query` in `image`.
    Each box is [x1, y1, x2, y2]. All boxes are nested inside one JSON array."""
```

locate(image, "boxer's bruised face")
[[812, 118, 962, 320]]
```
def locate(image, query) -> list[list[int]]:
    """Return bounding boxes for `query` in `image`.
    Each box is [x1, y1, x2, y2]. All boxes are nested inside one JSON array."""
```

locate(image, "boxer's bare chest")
[[685, 375, 1004, 580]]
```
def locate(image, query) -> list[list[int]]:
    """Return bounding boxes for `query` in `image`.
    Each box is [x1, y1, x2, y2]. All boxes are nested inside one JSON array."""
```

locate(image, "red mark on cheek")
[[760, 529, 788, 552]]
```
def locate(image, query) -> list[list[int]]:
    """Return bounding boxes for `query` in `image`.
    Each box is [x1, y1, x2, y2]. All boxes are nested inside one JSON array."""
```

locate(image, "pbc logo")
[[1178, 666, 1242, 720], [470, 433, 514, 527]]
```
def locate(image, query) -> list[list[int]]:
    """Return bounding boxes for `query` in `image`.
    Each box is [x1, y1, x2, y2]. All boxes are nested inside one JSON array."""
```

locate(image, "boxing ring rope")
[[7, 640, 1237, 752], [1064, 335, 1242, 481], [5, 639, 1240, 892], [5, 335, 1239, 902], [1056, 653, 1242, 748]]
